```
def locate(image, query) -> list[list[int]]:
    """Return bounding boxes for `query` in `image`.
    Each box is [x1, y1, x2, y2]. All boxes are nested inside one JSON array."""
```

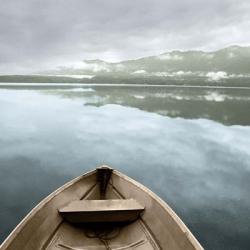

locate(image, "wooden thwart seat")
[[59, 199, 144, 223]]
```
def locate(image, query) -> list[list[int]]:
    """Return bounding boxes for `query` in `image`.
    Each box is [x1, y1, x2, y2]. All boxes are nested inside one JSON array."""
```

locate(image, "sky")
[[0, 0, 250, 74]]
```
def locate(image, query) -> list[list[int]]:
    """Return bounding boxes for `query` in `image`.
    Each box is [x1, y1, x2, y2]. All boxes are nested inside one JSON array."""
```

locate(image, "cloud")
[[206, 71, 228, 81], [153, 71, 193, 77], [67, 62, 111, 73], [133, 70, 147, 74], [133, 95, 145, 99], [204, 92, 226, 102], [0, 0, 250, 73], [36, 74, 95, 79], [158, 54, 183, 60], [60, 88, 95, 92]]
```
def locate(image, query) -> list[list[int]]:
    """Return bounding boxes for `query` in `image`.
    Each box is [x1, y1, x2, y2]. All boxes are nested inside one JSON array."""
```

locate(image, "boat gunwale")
[[112, 169, 204, 250], [0, 169, 97, 249]]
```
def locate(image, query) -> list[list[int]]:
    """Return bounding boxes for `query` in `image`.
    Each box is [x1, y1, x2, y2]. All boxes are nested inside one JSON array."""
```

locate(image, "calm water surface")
[[0, 85, 250, 250]]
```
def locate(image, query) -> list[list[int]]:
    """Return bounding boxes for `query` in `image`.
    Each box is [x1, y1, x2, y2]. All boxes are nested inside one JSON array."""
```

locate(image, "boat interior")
[[48, 167, 159, 250]]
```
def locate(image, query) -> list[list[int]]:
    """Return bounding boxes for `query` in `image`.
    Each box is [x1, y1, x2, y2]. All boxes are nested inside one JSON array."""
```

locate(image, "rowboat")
[[0, 166, 203, 250]]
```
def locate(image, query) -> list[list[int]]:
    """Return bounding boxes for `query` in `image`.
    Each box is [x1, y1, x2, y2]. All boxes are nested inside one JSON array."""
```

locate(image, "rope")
[[85, 226, 120, 250]]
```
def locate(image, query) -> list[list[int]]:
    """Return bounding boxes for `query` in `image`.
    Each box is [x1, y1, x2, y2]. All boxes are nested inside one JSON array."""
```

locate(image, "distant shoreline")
[[1, 83, 250, 90]]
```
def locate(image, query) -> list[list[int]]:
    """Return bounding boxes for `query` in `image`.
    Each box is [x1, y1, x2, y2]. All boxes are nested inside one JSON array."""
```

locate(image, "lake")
[[0, 84, 250, 250]]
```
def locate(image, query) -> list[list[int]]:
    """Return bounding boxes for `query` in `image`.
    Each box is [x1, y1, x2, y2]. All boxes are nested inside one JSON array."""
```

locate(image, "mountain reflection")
[[43, 85, 250, 125]]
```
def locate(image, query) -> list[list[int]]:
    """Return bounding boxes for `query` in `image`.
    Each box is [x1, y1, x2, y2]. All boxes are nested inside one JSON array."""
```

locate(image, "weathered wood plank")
[[59, 199, 144, 223]]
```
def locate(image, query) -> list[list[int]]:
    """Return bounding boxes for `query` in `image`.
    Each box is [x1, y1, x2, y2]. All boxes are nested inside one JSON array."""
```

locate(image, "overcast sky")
[[0, 0, 250, 74]]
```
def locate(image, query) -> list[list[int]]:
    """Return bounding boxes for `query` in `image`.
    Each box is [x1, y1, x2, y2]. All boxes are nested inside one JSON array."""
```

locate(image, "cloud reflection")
[[0, 89, 250, 249]]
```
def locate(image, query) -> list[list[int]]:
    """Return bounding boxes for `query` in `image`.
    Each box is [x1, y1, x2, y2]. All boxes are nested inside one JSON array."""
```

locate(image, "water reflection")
[[0, 87, 250, 250], [43, 85, 250, 125]]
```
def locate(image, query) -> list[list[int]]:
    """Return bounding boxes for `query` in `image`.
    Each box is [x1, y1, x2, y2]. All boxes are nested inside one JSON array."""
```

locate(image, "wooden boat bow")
[[0, 165, 204, 250]]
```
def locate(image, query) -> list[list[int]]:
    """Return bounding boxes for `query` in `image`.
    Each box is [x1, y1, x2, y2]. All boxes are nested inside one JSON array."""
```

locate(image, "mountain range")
[[1, 45, 250, 85]]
